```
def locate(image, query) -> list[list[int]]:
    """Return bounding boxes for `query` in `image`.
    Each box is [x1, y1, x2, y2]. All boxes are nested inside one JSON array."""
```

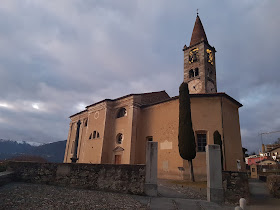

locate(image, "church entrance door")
[[114, 155, 121, 164]]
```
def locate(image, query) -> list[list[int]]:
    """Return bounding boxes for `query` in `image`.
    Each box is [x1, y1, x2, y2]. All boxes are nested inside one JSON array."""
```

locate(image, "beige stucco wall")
[[137, 96, 225, 180], [64, 94, 244, 181], [100, 97, 140, 165], [222, 97, 245, 171], [78, 106, 106, 163], [136, 99, 183, 180], [64, 96, 142, 165], [136, 96, 243, 180], [107, 102, 134, 165], [64, 111, 89, 163]]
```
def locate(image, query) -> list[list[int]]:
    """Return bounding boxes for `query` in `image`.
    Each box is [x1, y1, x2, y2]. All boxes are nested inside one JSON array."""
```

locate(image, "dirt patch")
[[158, 179, 207, 200]]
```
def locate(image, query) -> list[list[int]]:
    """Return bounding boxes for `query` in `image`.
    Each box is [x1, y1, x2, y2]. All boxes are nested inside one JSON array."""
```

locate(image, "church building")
[[64, 15, 245, 180]]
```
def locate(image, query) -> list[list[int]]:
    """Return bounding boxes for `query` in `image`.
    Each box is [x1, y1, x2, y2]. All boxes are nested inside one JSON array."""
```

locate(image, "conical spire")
[[189, 15, 208, 46]]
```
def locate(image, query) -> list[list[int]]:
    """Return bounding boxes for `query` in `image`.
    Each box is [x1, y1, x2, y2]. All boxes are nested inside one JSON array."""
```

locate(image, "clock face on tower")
[[188, 79, 202, 93], [207, 81, 215, 93]]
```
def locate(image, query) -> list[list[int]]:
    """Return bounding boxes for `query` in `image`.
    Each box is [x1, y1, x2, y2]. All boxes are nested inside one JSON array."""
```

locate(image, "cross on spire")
[[197, 8, 199, 16]]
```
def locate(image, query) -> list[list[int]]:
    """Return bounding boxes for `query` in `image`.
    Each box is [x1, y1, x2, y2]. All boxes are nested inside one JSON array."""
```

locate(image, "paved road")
[[247, 179, 280, 210], [3, 176, 280, 209], [0, 181, 232, 210], [133, 196, 233, 210], [133, 181, 232, 210]]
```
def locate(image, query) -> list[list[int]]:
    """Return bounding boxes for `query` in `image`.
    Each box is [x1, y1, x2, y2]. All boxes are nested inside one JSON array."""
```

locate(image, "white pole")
[[240, 198, 246, 210]]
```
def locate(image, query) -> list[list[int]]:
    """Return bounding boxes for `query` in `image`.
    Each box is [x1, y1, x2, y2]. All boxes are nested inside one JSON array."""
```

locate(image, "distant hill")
[[0, 139, 67, 163]]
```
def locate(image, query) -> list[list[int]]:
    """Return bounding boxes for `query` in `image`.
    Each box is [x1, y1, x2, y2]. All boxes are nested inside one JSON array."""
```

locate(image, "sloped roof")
[[268, 146, 280, 153], [256, 158, 277, 164], [141, 92, 243, 108], [69, 90, 170, 118], [190, 15, 208, 46]]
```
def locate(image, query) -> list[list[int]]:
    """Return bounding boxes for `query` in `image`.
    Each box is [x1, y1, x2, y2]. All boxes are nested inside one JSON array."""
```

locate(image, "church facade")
[[64, 15, 245, 180]]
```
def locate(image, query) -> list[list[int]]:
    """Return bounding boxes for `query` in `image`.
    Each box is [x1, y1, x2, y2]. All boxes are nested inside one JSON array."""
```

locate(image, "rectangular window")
[[197, 134, 207, 152]]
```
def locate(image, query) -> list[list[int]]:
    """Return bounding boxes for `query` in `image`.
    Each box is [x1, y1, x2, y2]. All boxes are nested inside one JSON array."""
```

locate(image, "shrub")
[[267, 175, 280, 198], [0, 162, 7, 172], [178, 82, 196, 181]]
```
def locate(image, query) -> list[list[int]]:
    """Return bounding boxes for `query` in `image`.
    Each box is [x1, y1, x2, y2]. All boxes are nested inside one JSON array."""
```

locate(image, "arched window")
[[195, 68, 199, 76], [189, 69, 194, 78], [116, 133, 123, 144], [84, 118, 88, 127], [193, 51, 197, 62], [93, 131, 96, 139], [117, 108, 127, 118], [89, 131, 100, 139]]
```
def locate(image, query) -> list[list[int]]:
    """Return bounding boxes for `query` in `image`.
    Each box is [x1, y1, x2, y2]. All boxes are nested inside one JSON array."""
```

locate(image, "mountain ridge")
[[0, 139, 67, 163]]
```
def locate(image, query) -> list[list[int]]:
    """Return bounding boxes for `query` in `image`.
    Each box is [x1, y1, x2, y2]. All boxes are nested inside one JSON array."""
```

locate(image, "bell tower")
[[183, 15, 217, 94]]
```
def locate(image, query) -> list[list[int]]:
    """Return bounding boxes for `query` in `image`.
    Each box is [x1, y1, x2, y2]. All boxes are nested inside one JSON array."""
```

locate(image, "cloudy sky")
[[0, 0, 279, 152]]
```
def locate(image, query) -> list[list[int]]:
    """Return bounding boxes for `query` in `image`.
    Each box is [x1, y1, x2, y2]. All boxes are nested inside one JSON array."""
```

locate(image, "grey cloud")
[[0, 0, 279, 153]]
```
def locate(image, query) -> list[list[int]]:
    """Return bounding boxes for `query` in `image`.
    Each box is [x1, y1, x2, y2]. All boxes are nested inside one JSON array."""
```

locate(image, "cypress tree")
[[178, 82, 196, 181], [214, 130, 223, 170]]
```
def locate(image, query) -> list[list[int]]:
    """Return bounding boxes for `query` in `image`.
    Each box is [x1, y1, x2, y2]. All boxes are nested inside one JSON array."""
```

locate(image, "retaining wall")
[[222, 171, 250, 204], [8, 161, 146, 195], [267, 175, 280, 198]]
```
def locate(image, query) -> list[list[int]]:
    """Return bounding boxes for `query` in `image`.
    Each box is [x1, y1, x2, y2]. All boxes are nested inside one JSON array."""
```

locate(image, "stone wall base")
[[144, 183, 158, 197], [207, 187, 224, 203]]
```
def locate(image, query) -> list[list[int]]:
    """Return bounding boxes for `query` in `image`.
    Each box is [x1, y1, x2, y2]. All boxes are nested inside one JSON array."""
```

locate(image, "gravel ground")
[[0, 183, 147, 210], [158, 179, 207, 200]]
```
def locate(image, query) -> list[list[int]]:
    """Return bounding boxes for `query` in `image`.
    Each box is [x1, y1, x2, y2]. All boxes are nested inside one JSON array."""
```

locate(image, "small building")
[[246, 156, 268, 166], [64, 15, 245, 180], [255, 159, 277, 166], [264, 144, 280, 152], [250, 164, 258, 179], [267, 146, 280, 161]]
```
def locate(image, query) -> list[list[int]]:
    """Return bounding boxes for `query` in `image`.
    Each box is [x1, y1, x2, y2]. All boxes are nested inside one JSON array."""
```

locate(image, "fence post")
[[240, 198, 246, 210], [206, 144, 224, 203], [144, 141, 158, 196]]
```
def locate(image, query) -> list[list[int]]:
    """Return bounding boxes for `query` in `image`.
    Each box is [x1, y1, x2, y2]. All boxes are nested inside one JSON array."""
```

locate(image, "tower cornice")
[[183, 40, 216, 52]]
